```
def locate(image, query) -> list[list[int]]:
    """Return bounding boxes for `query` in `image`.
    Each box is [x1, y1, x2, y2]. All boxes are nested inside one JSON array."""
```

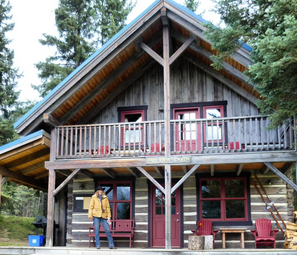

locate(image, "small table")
[[220, 228, 247, 249]]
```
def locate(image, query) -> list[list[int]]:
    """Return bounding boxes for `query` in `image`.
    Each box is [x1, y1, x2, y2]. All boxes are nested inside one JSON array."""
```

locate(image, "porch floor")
[[1, 247, 297, 255]]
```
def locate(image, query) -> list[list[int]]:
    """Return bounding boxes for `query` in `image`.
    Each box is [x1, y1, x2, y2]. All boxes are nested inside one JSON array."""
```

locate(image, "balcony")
[[54, 115, 296, 160]]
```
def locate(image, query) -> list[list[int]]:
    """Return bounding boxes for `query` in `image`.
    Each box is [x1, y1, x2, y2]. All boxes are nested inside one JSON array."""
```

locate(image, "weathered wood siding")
[[54, 186, 67, 246], [90, 57, 259, 125]]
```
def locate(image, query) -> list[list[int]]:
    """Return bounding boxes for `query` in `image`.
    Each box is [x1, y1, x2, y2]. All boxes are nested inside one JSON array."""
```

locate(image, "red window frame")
[[199, 177, 248, 222], [203, 105, 224, 144], [98, 181, 133, 220], [120, 110, 145, 146]]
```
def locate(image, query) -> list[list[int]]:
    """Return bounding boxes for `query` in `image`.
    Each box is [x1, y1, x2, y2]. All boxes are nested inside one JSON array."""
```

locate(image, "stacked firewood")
[[284, 222, 297, 249]]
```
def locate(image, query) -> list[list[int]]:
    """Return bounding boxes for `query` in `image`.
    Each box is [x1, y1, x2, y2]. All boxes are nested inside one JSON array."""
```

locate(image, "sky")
[[7, 0, 218, 102]]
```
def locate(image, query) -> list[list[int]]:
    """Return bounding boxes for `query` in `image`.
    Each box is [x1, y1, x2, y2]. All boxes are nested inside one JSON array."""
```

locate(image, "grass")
[[0, 215, 37, 246]]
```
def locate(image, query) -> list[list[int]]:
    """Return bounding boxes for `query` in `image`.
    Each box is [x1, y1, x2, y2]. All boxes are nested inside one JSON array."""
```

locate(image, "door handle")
[[176, 219, 179, 222]]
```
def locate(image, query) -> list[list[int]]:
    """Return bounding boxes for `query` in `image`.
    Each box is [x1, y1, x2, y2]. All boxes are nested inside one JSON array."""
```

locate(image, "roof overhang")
[[14, 0, 257, 136]]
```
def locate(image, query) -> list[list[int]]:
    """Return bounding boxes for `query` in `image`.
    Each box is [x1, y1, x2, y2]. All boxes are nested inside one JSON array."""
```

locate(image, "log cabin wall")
[[90, 57, 259, 125], [54, 186, 67, 246]]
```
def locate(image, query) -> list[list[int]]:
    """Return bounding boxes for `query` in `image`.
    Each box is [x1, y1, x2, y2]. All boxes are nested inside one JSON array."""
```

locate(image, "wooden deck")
[[1, 247, 297, 255]]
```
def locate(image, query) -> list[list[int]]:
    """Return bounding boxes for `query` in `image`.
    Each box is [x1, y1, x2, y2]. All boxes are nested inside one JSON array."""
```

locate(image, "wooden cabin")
[[1, 0, 297, 250]]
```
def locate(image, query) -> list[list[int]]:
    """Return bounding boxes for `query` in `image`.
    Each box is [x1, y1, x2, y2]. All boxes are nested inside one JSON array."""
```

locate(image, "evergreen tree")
[[0, 0, 21, 145], [33, 0, 135, 98], [204, 0, 297, 127], [184, 0, 200, 12]]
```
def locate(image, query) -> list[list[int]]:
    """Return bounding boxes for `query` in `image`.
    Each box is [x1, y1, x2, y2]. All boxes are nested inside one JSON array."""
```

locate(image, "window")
[[199, 176, 249, 222], [98, 181, 133, 220], [203, 105, 224, 142], [118, 107, 147, 146]]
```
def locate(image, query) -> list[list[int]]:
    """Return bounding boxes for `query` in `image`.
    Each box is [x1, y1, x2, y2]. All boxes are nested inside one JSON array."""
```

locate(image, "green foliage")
[[183, 0, 200, 12], [1, 181, 45, 217], [33, 0, 135, 98], [0, 215, 36, 243], [204, 0, 297, 127]]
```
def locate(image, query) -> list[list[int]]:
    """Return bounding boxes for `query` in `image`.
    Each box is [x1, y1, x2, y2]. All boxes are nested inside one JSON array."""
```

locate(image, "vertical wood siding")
[[90, 58, 259, 125]]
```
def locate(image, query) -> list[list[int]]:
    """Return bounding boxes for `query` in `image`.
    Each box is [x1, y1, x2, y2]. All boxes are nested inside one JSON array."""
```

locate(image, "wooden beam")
[[171, 164, 200, 194], [171, 30, 254, 90], [140, 42, 164, 66], [0, 165, 47, 191], [33, 171, 49, 180], [46, 168, 55, 247], [210, 164, 214, 176], [261, 166, 270, 175], [54, 169, 80, 196], [161, 7, 169, 26], [17, 161, 45, 175], [264, 163, 297, 192], [182, 166, 187, 174], [169, 37, 194, 65], [183, 52, 258, 105], [136, 166, 165, 194], [0, 174, 2, 208], [153, 166, 164, 177], [43, 113, 60, 127], [166, 10, 252, 67], [100, 168, 116, 179], [126, 167, 140, 178], [56, 170, 77, 179], [77, 60, 155, 124], [236, 164, 244, 176], [1, 177, 8, 186], [4, 148, 50, 169], [80, 169, 94, 179], [164, 164, 171, 249]]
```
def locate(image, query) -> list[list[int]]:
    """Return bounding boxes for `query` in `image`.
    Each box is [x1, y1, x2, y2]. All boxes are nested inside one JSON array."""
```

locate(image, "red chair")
[[225, 142, 245, 150], [191, 219, 219, 249], [150, 143, 165, 153], [251, 218, 279, 249], [90, 146, 109, 155]]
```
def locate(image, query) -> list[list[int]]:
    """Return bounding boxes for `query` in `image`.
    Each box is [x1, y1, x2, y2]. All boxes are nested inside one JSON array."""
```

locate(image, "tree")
[[204, 0, 297, 128], [33, 0, 135, 98], [184, 0, 200, 12], [0, 0, 22, 145]]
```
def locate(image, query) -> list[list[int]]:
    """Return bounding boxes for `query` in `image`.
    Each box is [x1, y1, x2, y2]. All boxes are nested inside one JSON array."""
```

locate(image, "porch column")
[[0, 174, 2, 208], [163, 14, 172, 249], [46, 168, 56, 247], [46, 128, 57, 247]]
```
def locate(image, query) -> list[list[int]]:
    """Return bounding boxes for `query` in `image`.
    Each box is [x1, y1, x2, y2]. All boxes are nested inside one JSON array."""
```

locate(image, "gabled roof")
[[14, 0, 256, 136]]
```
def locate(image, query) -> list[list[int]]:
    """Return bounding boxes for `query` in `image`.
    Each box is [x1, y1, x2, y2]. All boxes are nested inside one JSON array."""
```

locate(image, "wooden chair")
[[251, 218, 279, 248], [191, 219, 219, 249]]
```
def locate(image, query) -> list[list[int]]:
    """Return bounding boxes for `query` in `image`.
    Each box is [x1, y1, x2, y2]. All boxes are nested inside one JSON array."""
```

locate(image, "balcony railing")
[[54, 115, 296, 160]]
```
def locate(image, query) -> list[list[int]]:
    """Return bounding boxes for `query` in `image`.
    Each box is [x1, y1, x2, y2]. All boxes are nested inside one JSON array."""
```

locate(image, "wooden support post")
[[236, 164, 244, 176], [46, 168, 56, 247], [0, 174, 2, 208], [165, 164, 171, 249], [54, 169, 80, 196], [265, 162, 297, 192], [46, 128, 57, 247], [136, 166, 165, 194]]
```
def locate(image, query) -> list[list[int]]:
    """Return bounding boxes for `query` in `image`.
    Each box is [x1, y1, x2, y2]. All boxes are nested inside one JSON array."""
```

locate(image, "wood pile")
[[284, 222, 297, 249]]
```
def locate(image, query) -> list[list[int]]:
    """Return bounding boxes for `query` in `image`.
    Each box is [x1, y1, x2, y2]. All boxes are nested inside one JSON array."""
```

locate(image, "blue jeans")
[[93, 217, 115, 248]]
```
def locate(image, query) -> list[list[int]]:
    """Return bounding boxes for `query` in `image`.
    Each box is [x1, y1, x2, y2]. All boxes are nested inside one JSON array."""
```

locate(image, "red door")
[[151, 184, 181, 247], [174, 108, 201, 152]]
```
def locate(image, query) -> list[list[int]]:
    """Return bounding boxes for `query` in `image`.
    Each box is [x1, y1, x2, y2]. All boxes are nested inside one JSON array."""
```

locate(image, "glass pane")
[[110, 203, 113, 216], [171, 198, 176, 206], [206, 126, 222, 140], [201, 180, 221, 198], [156, 197, 162, 206], [163, 207, 165, 214], [225, 179, 245, 198], [156, 189, 162, 197], [100, 185, 113, 200], [125, 129, 141, 143], [202, 201, 221, 218], [206, 108, 221, 119], [75, 197, 83, 211], [125, 114, 142, 122], [226, 200, 245, 218], [117, 184, 130, 200], [156, 207, 162, 215], [171, 207, 176, 215], [117, 202, 130, 219]]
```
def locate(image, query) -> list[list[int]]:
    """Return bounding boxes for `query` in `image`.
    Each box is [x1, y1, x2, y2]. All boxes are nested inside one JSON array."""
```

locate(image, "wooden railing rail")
[[54, 116, 295, 159]]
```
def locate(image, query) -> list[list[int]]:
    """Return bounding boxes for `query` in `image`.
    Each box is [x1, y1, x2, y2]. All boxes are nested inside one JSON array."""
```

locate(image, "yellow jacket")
[[88, 193, 111, 219]]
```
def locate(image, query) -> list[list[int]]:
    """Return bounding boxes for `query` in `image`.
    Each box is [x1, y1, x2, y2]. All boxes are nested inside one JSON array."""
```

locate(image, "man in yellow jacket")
[[88, 186, 116, 249]]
